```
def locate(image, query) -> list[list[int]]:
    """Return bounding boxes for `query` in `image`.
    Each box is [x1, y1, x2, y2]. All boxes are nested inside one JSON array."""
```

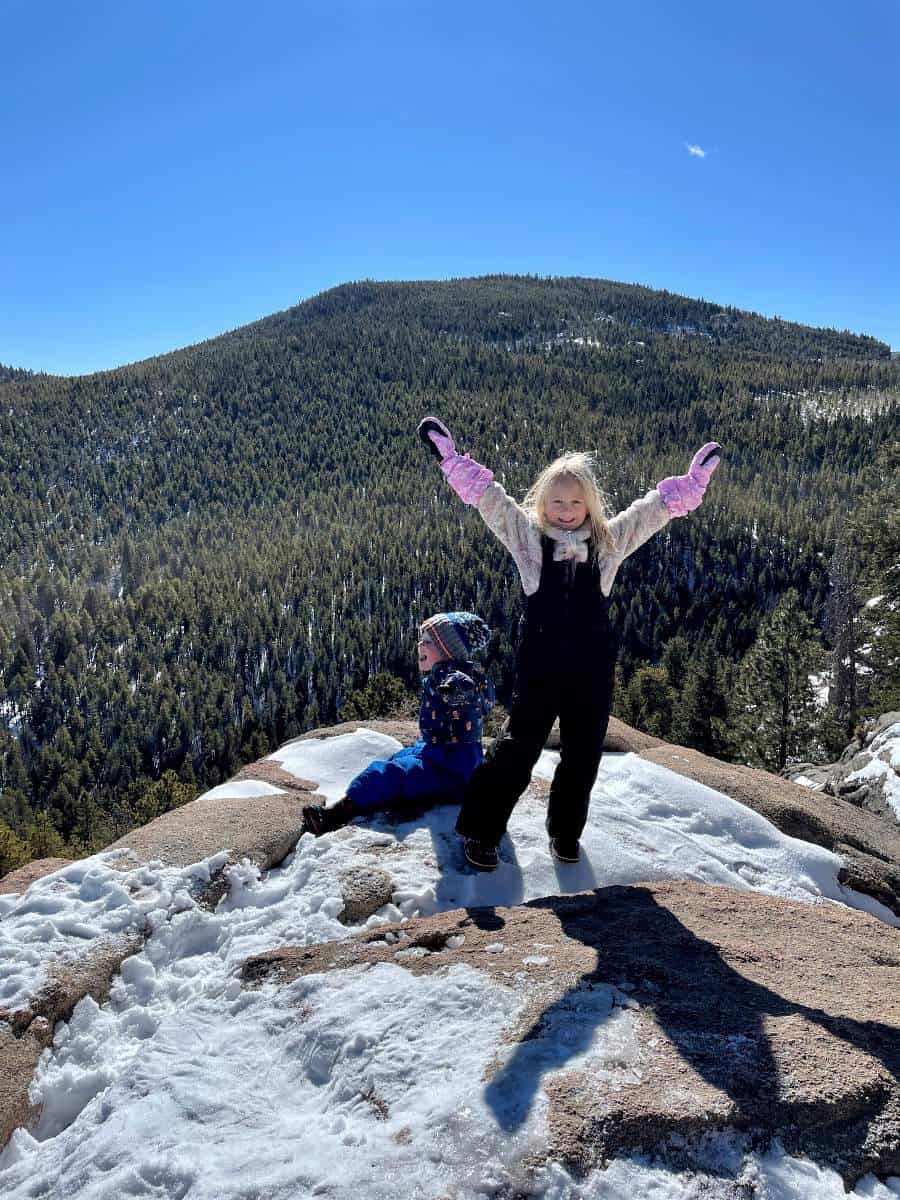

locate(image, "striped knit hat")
[[420, 611, 491, 662]]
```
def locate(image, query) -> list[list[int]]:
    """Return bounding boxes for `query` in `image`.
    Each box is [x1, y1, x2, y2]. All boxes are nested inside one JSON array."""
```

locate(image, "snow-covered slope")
[[2, 731, 899, 1199]]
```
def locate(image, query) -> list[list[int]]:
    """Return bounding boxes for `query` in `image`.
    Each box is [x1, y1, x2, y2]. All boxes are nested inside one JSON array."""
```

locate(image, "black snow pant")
[[455, 639, 617, 847]]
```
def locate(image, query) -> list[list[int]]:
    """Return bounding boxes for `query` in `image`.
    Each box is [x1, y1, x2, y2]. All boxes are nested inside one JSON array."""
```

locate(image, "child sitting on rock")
[[301, 612, 495, 835]]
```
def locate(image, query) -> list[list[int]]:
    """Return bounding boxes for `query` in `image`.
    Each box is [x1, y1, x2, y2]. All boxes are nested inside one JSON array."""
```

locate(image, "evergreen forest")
[[1, 275, 898, 872]]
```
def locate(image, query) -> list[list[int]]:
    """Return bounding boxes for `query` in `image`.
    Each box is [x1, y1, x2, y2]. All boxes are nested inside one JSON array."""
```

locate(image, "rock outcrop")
[[0, 776, 318, 1153], [785, 713, 900, 828], [104, 790, 312, 881], [281, 717, 900, 917], [337, 866, 395, 925], [636, 741, 900, 919], [242, 880, 900, 1187], [5, 715, 900, 1171]]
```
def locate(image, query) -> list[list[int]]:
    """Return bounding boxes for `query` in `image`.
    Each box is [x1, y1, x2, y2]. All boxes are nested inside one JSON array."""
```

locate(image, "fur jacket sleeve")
[[476, 481, 670, 596]]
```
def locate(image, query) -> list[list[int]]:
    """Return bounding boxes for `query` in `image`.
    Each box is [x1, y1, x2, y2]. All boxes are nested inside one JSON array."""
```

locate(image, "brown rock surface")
[[0, 1019, 52, 1149], [104, 791, 308, 874], [639, 743, 900, 917], [338, 866, 395, 925], [234, 759, 317, 793], [602, 716, 665, 753], [535, 715, 664, 754], [241, 881, 900, 1185], [0, 858, 73, 896]]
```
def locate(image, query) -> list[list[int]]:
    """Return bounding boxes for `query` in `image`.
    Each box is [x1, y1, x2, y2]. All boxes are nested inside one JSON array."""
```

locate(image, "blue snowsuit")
[[346, 660, 495, 815]]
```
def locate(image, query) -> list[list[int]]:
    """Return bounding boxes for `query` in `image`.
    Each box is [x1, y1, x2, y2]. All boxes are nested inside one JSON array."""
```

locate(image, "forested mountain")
[[1, 275, 897, 869]]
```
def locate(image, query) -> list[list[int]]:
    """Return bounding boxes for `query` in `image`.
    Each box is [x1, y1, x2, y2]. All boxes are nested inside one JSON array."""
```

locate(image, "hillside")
[[1, 275, 898, 865]]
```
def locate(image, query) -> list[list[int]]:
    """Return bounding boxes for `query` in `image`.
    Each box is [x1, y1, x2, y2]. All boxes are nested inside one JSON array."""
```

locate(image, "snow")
[[792, 774, 825, 790], [266, 728, 396, 800], [2, 729, 899, 1198], [196, 779, 284, 801], [0, 851, 230, 1015], [808, 670, 830, 708], [844, 721, 900, 820]]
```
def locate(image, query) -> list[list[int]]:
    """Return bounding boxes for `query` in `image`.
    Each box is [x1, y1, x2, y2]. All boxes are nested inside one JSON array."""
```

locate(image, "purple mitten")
[[441, 454, 494, 505], [417, 415, 493, 504], [689, 442, 721, 488], [658, 442, 721, 517]]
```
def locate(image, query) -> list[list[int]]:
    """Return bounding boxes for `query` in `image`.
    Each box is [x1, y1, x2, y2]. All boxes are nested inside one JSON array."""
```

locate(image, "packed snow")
[[2, 729, 899, 1199]]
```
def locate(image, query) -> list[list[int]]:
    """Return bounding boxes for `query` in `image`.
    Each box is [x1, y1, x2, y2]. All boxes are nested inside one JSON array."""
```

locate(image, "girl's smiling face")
[[417, 631, 446, 673], [544, 477, 588, 530]]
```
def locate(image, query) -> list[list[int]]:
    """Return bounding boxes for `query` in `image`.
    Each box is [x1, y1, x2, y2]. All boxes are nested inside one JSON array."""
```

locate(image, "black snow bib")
[[518, 535, 616, 673]]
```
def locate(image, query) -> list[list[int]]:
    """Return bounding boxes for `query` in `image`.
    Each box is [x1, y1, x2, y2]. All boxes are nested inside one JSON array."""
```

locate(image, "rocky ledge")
[[785, 712, 900, 829], [243, 880, 900, 1187]]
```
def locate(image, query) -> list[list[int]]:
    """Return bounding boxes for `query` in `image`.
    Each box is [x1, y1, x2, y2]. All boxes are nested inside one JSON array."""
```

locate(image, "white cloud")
[[686, 143, 707, 158]]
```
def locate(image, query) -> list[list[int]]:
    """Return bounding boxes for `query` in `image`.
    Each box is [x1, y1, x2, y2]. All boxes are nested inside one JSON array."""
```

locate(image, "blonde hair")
[[522, 451, 616, 558]]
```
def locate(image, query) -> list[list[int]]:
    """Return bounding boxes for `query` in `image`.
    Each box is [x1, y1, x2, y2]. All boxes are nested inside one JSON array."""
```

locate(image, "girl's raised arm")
[[609, 442, 722, 560], [418, 416, 494, 505], [656, 442, 721, 517], [418, 416, 541, 591]]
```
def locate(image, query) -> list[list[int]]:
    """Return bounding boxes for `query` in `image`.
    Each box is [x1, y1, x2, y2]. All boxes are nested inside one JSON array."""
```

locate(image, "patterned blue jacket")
[[419, 660, 495, 748]]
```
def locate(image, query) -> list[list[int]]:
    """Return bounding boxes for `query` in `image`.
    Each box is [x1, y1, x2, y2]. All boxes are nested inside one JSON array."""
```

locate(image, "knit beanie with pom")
[[420, 612, 491, 662]]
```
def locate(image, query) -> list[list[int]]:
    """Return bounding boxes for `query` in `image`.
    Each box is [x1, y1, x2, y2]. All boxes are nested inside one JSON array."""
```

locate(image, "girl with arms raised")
[[418, 417, 720, 871]]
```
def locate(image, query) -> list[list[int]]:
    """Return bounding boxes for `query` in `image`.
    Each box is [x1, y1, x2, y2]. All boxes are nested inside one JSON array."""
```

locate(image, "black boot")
[[463, 838, 499, 871], [302, 796, 355, 836], [549, 836, 581, 863]]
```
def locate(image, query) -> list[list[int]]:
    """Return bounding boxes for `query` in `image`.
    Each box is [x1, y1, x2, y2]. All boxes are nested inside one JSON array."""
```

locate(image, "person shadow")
[[482, 884, 900, 1176]]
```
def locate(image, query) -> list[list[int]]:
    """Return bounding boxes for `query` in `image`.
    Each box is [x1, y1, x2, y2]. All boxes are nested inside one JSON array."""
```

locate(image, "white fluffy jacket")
[[476, 481, 671, 597]]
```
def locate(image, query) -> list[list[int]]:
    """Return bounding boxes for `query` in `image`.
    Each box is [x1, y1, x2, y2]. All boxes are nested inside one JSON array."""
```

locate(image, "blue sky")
[[3, 0, 898, 375]]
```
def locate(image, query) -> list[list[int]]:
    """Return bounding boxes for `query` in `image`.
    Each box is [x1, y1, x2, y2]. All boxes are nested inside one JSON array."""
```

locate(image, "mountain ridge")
[[1, 274, 891, 381]]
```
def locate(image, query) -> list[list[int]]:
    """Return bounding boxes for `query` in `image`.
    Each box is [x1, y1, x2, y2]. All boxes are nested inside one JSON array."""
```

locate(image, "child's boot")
[[302, 796, 356, 836], [463, 838, 499, 871], [549, 836, 581, 864]]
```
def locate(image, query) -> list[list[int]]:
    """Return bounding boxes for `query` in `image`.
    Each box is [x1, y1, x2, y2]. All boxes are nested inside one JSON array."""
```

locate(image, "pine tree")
[[661, 635, 690, 693], [672, 640, 731, 757], [617, 666, 675, 739], [25, 811, 67, 859], [341, 672, 416, 721], [850, 442, 900, 713], [0, 819, 29, 876], [731, 590, 824, 771]]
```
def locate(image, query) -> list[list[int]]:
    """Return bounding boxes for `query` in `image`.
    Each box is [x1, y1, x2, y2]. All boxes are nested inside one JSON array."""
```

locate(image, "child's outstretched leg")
[[302, 745, 465, 837], [456, 675, 557, 868], [546, 658, 616, 862], [302, 796, 356, 835]]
